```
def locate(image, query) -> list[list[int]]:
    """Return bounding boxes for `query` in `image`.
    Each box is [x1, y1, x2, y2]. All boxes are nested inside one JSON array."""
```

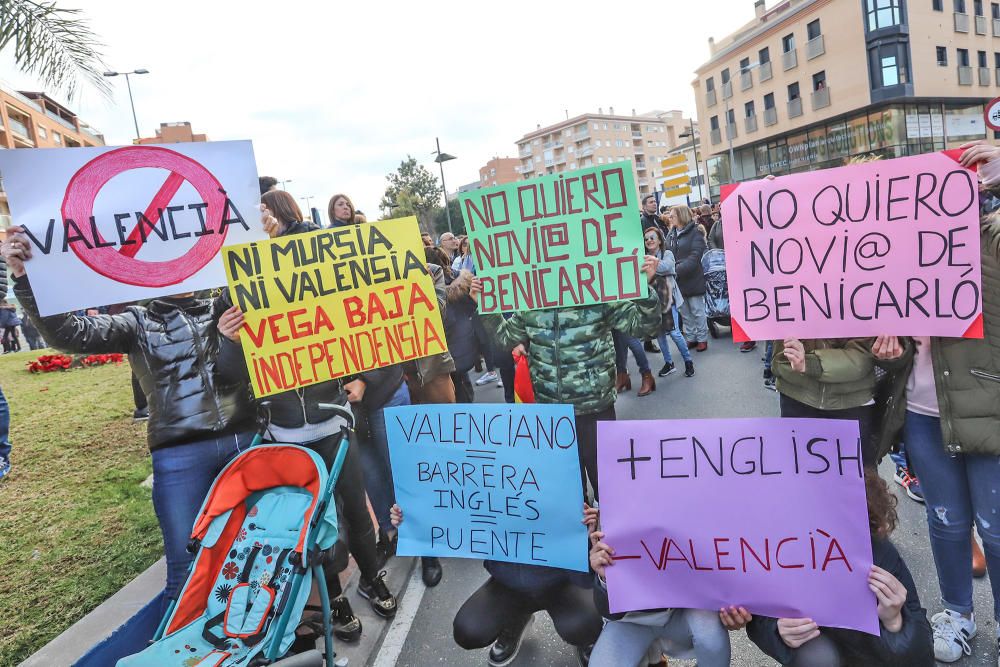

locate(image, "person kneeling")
[[391, 503, 601, 666]]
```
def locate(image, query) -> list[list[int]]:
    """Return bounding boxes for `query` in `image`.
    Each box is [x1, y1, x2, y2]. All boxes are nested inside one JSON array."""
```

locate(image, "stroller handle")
[[316, 402, 354, 429]]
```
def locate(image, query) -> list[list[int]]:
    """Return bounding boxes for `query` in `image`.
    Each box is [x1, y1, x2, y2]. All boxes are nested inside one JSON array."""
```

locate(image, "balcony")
[[633, 145, 645, 154], [806, 34, 825, 60], [710, 128, 722, 145], [725, 123, 738, 140], [759, 60, 773, 81], [994, 17, 1000, 35], [740, 70, 753, 91], [722, 81, 733, 100], [519, 145, 532, 157], [788, 97, 803, 118], [44, 109, 76, 132], [977, 14, 987, 34], [783, 48, 798, 70], [554, 153, 567, 164], [958, 65, 973, 85], [632, 131, 642, 138], [520, 162, 536, 173], [574, 128, 589, 139], [706, 89, 717, 107], [745, 114, 758, 133], [955, 11, 970, 32], [578, 146, 594, 157], [980, 66, 992, 85], [7, 116, 31, 140], [811, 86, 831, 110], [635, 161, 647, 171], [764, 107, 778, 126]]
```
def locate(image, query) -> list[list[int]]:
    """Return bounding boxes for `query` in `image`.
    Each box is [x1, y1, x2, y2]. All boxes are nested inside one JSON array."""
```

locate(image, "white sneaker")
[[475, 371, 498, 386], [496, 377, 504, 388], [932, 609, 976, 662]]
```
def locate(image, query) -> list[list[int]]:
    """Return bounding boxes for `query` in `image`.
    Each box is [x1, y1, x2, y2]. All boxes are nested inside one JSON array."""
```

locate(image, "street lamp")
[[103, 68, 149, 140], [722, 61, 761, 184], [280, 179, 293, 191], [433, 137, 456, 233], [679, 122, 704, 204]]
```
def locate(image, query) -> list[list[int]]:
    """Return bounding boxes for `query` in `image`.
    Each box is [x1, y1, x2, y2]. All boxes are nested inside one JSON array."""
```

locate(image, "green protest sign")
[[459, 161, 643, 313]]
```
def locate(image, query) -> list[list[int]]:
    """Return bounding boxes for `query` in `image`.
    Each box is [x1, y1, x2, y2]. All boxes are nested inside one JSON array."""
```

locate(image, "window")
[[592, 123, 599, 130], [706, 76, 715, 92], [807, 19, 822, 40], [37, 126, 47, 139], [995, 52, 1000, 68], [787, 82, 801, 100], [937, 46, 949, 65], [615, 139, 625, 147], [980, 50, 989, 67], [759, 46, 771, 63], [726, 109, 736, 125], [812, 71, 827, 90], [866, 0, 903, 30], [745, 100, 756, 117], [739, 57, 751, 72], [710, 116, 720, 131], [605, 140, 611, 146], [782, 33, 796, 52], [721, 68, 730, 85], [52, 131, 61, 144], [955, 0, 966, 12], [958, 47, 970, 66], [933, 0, 943, 9], [598, 157, 605, 164], [976, 0, 984, 14], [994, 2, 1000, 18], [764, 92, 776, 109], [602, 122, 608, 130]]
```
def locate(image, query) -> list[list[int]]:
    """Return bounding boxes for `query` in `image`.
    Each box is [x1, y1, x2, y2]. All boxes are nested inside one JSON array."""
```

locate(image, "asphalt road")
[[382, 338, 996, 667]]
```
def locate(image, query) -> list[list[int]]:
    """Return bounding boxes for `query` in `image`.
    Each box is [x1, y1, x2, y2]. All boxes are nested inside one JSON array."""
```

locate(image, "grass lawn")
[[0, 350, 161, 665]]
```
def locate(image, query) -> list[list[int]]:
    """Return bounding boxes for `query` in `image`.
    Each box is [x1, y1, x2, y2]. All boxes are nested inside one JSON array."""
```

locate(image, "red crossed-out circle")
[[60, 145, 230, 287]]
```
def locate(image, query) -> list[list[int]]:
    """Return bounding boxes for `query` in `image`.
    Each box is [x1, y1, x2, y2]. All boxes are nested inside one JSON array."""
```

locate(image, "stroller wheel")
[[709, 321, 719, 339]]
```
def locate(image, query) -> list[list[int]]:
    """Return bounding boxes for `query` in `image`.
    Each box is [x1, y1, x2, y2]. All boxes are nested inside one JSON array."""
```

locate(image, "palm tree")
[[0, 0, 110, 100]]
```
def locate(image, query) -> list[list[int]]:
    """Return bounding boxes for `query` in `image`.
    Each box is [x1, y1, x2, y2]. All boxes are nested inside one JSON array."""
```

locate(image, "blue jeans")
[[151, 431, 255, 600], [612, 330, 650, 374], [590, 609, 730, 667], [763, 340, 775, 378], [657, 305, 691, 365], [905, 410, 1000, 622], [0, 384, 9, 461], [360, 382, 410, 532]]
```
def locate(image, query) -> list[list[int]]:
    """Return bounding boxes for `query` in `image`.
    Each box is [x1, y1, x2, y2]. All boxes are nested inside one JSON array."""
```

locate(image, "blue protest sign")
[[386, 403, 589, 572]]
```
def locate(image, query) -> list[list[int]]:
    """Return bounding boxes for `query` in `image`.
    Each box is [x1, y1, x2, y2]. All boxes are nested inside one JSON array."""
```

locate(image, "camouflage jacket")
[[483, 286, 661, 415]]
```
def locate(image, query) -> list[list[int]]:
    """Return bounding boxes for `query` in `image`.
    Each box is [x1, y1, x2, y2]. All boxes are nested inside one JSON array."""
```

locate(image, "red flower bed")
[[26, 353, 125, 373], [27, 354, 73, 373]]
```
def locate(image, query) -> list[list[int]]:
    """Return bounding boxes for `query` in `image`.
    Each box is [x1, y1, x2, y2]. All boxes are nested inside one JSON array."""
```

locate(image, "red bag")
[[513, 353, 535, 403]]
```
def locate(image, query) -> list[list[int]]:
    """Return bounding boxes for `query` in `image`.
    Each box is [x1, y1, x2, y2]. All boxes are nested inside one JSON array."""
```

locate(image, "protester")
[[354, 209, 368, 225], [327, 193, 356, 228], [639, 194, 661, 232], [427, 246, 480, 404], [745, 472, 934, 666], [438, 232, 459, 261], [421, 232, 434, 247], [0, 253, 8, 479], [452, 236, 476, 275], [645, 226, 694, 378], [1, 226, 257, 605], [19, 310, 44, 350], [475, 256, 661, 499], [258, 175, 278, 195], [613, 329, 655, 396], [872, 139, 1000, 665], [0, 300, 20, 353], [666, 205, 709, 351], [588, 505, 732, 666], [391, 503, 601, 666], [697, 204, 715, 238], [217, 191, 398, 633]]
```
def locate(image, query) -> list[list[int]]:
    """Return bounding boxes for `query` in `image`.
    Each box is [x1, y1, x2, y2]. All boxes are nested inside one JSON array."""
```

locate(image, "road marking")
[[372, 562, 427, 667]]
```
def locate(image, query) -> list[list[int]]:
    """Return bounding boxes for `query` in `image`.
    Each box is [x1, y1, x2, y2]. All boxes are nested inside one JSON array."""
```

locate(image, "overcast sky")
[[2, 0, 754, 219]]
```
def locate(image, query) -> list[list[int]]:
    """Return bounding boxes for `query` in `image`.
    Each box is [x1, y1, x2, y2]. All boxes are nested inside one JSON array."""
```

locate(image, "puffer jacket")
[[748, 538, 933, 667], [669, 221, 707, 297], [483, 286, 661, 415], [444, 270, 480, 373], [772, 338, 883, 411], [878, 207, 1000, 457], [14, 274, 256, 451]]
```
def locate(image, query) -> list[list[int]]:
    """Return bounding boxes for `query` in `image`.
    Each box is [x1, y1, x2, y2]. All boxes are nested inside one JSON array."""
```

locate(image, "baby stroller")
[[702, 247, 731, 339], [117, 403, 353, 667]]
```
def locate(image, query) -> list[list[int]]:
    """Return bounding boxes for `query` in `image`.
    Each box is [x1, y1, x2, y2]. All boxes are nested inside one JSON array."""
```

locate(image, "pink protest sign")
[[720, 151, 983, 342], [597, 418, 879, 635]]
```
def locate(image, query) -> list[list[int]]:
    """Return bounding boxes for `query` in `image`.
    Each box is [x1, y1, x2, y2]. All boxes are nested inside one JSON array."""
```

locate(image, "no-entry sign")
[[0, 140, 265, 315], [985, 96, 1000, 132]]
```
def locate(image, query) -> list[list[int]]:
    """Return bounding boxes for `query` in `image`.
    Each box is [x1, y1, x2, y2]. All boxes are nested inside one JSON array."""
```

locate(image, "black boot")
[[357, 570, 398, 619], [331, 596, 362, 642], [488, 614, 534, 667], [375, 528, 397, 569], [421, 556, 443, 587]]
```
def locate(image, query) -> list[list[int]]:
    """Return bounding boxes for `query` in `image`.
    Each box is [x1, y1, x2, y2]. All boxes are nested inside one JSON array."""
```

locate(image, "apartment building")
[[693, 0, 998, 198], [135, 121, 208, 144], [515, 109, 697, 198], [478, 157, 520, 188], [0, 84, 105, 228]]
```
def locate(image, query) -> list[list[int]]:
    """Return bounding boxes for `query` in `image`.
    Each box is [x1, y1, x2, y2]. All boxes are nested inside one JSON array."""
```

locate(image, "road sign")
[[662, 185, 692, 198], [661, 175, 690, 189], [61, 146, 229, 287], [986, 96, 1000, 131], [661, 155, 687, 168]]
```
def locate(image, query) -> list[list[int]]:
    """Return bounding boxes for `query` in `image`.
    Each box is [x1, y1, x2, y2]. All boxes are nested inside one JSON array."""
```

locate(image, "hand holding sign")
[[869, 565, 906, 632], [0, 226, 31, 277]]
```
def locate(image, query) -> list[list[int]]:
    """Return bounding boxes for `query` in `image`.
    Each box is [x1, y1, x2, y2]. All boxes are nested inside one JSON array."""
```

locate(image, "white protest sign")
[[0, 140, 265, 315]]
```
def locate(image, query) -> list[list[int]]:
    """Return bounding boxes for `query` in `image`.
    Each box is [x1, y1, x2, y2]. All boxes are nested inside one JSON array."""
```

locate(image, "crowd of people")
[[0, 139, 998, 666]]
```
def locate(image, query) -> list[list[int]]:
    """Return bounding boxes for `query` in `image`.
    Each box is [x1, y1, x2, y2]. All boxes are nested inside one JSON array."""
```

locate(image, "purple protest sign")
[[597, 417, 879, 635]]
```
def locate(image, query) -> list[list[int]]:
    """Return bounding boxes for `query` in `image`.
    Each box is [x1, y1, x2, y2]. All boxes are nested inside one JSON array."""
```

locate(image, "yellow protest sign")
[[223, 216, 447, 397]]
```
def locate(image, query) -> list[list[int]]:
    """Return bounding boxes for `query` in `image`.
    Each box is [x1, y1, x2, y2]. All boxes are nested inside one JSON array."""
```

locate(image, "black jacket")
[[445, 270, 481, 374], [747, 538, 933, 667], [669, 221, 707, 297], [14, 274, 256, 451], [0, 256, 7, 297]]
